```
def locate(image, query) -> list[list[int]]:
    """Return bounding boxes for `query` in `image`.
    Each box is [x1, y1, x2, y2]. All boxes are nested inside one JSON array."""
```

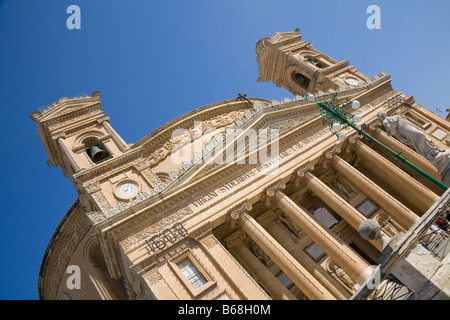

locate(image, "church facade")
[[33, 29, 450, 300]]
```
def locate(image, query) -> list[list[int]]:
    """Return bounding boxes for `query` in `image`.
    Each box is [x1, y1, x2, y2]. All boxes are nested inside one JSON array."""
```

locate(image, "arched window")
[[301, 53, 330, 69], [306, 57, 327, 68], [82, 137, 111, 164], [156, 172, 171, 183], [290, 71, 310, 90], [83, 237, 125, 300]]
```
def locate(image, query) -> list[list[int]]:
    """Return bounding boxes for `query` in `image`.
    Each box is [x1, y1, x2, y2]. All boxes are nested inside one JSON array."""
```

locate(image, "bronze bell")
[[89, 145, 109, 163]]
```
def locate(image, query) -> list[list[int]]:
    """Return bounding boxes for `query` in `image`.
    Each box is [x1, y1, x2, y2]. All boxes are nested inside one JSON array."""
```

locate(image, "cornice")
[[151, 71, 392, 188], [217, 75, 390, 172], [90, 69, 394, 227], [42, 103, 102, 128], [75, 71, 396, 278], [322, 60, 350, 76], [101, 69, 394, 225], [72, 147, 143, 184]]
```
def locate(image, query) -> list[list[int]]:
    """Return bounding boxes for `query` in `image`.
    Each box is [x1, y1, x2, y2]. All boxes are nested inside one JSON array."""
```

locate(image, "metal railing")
[[368, 274, 415, 300], [417, 214, 450, 261], [351, 193, 450, 300]]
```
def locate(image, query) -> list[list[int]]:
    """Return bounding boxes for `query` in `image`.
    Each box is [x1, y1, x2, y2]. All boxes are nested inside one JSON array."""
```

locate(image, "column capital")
[[97, 114, 110, 124], [328, 153, 340, 168], [228, 200, 252, 229], [51, 131, 66, 140], [318, 145, 341, 169], [367, 120, 382, 134], [294, 162, 314, 186], [348, 135, 363, 151], [256, 211, 277, 227], [359, 220, 393, 251], [344, 135, 362, 153], [224, 231, 246, 248], [262, 179, 286, 206]]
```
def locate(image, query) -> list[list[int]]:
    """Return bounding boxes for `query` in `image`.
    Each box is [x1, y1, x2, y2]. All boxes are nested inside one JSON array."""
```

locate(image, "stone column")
[[101, 117, 129, 153], [143, 270, 179, 299], [56, 136, 80, 172], [352, 139, 439, 212], [369, 125, 441, 180], [228, 201, 335, 300], [225, 232, 297, 300], [264, 181, 373, 285], [260, 212, 350, 300], [199, 231, 270, 300], [330, 155, 419, 229], [295, 166, 383, 251]]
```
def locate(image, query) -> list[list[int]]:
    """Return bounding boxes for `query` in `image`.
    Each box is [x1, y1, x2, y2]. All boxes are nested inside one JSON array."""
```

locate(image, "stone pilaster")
[[368, 124, 441, 180], [330, 155, 419, 229], [352, 139, 439, 212], [228, 200, 335, 300], [225, 231, 297, 300], [57, 136, 80, 172], [264, 181, 373, 285], [262, 213, 350, 300], [295, 167, 384, 251]]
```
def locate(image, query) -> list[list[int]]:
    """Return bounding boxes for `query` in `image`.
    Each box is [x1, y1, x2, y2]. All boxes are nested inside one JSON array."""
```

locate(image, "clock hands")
[[118, 182, 138, 199]]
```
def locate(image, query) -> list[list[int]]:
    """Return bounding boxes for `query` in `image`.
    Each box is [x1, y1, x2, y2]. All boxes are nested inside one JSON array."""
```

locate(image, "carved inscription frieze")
[[120, 206, 193, 251]]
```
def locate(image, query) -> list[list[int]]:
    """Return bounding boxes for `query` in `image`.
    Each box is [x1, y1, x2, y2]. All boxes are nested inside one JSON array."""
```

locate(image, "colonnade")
[[224, 138, 439, 300]]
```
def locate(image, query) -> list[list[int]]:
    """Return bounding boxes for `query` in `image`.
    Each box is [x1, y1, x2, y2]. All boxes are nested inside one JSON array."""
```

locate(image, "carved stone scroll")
[[86, 211, 107, 225], [344, 135, 361, 154], [318, 145, 341, 169], [227, 200, 252, 229], [91, 190, 113, 211], [262, 179, 286, 206], [294, 162, 314, 186], [144, 109, 247, 167], [224, 231, 246, 249], [256, 211, 276, 227]]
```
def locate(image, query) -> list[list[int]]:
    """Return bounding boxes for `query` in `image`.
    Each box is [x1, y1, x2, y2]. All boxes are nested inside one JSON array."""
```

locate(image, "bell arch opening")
[[82, 136, 112, 164], [290, 71, 310, 91]]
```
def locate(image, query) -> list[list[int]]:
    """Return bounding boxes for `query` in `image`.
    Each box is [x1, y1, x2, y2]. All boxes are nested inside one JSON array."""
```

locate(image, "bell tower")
[[30, 91, 129, 179], [256, 29, 370, 96]]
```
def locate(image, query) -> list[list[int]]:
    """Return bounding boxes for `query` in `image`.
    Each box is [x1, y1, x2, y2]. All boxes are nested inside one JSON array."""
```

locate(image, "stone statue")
[[332, 265, 356, 292], [251, 242, 271, 265], [379, 217, 400, 237], [278, 214, 303, 237], [377, 112, 441, 160], [377, 112, 450, 185], [331, 178, 355, 200]]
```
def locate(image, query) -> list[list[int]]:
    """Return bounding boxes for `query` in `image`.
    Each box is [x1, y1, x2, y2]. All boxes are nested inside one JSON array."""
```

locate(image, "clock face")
[[345, 77, 359, 86], [116, 181, 139, 199]]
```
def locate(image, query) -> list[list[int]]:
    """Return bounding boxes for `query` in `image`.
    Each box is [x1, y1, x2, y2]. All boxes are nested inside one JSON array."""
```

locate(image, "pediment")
[[158, 71, 392, 192], [270, 30, 302, 45], [134, 99, 269, 184], [37, 95, 101, 123], [162, 99, 319, 188]]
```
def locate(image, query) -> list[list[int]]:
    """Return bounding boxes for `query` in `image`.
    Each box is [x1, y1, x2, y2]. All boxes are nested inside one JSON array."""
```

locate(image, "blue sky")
[[0, 0, 449, 300]]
